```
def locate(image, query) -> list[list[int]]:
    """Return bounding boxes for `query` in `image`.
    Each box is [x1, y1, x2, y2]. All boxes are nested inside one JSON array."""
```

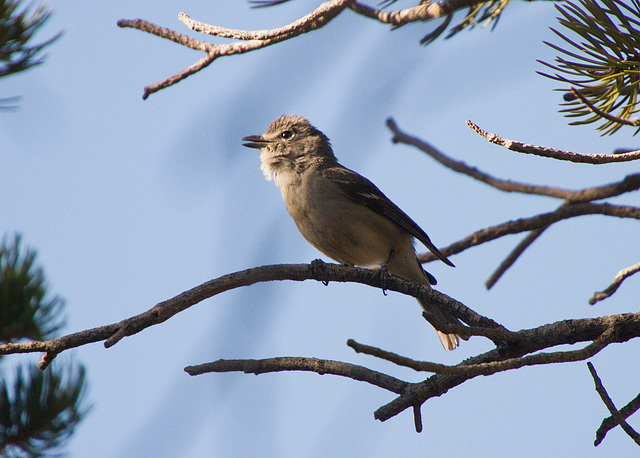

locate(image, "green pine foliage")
[[0, 235, 89, 456], [0, 234, 65, 343], [0, 0, 60, 78], [0, 364, 89, 458], [539, 0, 640, 135], [420, 0, 514, 45]]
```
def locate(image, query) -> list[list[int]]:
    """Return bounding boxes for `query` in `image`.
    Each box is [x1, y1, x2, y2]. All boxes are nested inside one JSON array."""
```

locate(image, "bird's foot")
[[311, 258, 329, 286], [379, 263, 389, 296]]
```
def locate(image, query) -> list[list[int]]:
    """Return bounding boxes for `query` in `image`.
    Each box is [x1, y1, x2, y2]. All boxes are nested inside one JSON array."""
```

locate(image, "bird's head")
[[242, 114, 335, 181]]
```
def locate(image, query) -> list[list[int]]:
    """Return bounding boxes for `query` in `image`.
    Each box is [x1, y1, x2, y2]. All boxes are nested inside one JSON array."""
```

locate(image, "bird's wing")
[[322, 166, 454, 267]]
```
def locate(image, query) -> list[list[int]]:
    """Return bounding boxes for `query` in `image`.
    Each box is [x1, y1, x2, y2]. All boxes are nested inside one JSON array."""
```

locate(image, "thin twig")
[[350, 323, 617, 377], [485, 226, 549, 289], [571, 87, 640, 128], [590, 262, 640, 305], [184, 356, 409, 394], [596, 392, 640, 446], [418, 202, 640, 264], [587, 362, 640, 446], [117, 18, 214, 52], [249, 0, 294, 8], [387, 118, 640, 200], [412, 405, 423, 433], [466, 120, 640, 164]]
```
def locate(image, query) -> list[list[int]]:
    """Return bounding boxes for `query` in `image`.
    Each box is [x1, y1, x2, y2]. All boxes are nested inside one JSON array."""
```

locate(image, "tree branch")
[[178, 2, 345, 41], [350, 317, 619, 377], [418, 202, 640, 264], [466, 119, 640, 164], [419, 310, 517, 342], [0, 261, 499, 368], [180, 312, 640, 426], [389, 118, 640, 288], [387, 118, 640, 200], [596, 391, 640, 446], [587, 362, 640, 446], [484, 226, 549, 289], [185, 356, 409, 394], [1, 251, 639, 430], [348, 0, 481, 26], [178, 313, 638, 430], [117, 0, 354, 99], [590, 262, 640, 305], [375, 313, 640, 422]]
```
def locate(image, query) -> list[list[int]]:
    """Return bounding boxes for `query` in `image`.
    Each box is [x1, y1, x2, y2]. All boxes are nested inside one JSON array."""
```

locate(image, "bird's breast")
[[278, 174, 410, 267]]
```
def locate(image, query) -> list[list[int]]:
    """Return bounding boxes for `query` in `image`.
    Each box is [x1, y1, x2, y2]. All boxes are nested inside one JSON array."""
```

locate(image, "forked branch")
[[596, 391, 640, 446], [588, 362, 640, 446], [0, 261, 498, 368], [118, 0, 354, 99], [117, 0, 495, 98], [184, 313, 640, 428], [388, 119, 640, 293]]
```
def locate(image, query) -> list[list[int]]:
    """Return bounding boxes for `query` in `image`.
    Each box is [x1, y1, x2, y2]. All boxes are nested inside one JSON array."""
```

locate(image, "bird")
[[242, 114, 463, 350]]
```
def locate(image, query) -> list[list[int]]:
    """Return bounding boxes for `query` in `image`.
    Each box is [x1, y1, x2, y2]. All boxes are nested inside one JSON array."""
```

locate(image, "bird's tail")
[[418, 297, 465, 351], [388, 247, 465, 351]]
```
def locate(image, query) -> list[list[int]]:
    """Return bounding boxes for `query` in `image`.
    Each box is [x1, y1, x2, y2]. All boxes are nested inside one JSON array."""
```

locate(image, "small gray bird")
[[243, 114, 463, 350]]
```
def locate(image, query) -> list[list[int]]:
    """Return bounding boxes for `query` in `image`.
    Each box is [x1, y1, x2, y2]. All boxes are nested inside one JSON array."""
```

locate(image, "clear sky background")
[[2, 1, 639, 456]]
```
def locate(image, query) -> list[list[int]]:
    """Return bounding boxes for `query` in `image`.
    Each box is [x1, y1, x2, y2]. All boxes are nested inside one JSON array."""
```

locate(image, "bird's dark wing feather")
[[322, 166, 454, 267]]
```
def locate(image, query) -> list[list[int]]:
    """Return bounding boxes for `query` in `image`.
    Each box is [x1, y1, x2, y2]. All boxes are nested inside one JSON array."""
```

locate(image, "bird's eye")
[[280, 130, 294, 139]]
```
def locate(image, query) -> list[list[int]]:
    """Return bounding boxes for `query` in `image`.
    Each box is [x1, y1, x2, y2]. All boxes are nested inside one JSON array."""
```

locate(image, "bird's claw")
[[310, 259, 329, 285], [379, 264, 389, 296]]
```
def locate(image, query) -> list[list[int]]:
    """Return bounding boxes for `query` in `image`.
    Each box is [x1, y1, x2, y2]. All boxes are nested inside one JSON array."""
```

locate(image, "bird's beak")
[[242, 135, 270, 149]]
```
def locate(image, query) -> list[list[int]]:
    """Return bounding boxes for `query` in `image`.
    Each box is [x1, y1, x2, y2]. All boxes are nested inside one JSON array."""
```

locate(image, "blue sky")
[[2, 1, 639, 456]]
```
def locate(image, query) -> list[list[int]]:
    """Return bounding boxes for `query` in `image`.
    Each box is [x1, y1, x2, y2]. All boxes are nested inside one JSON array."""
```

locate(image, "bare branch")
[[561, 174, 640, 203], [117, 1, 501, 99], [349, 0, 480, 26], [389, 118, 640, 285], [375, 313, 640, 422], [587, 362, 640, 446], [466, 120, 640, 164], [180, 314, 638, 427], [143, 52, 221, 98], [348, 339, 432, 372], [2, 258, 640, 427], [0, 261, 498, 366], [413, 405, 423, 433], [178, 1, 347, 41], [485, 226, 548, 289], [351, 320, 617, 377], [419, 202, 640, 264], [596, 392, 640, 446], [387, 118, 640, 200], [590, 262, 640, 305], [118, 0, 354, 98], [185, 356, 409, 394], [116, 18, 214, 52]]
